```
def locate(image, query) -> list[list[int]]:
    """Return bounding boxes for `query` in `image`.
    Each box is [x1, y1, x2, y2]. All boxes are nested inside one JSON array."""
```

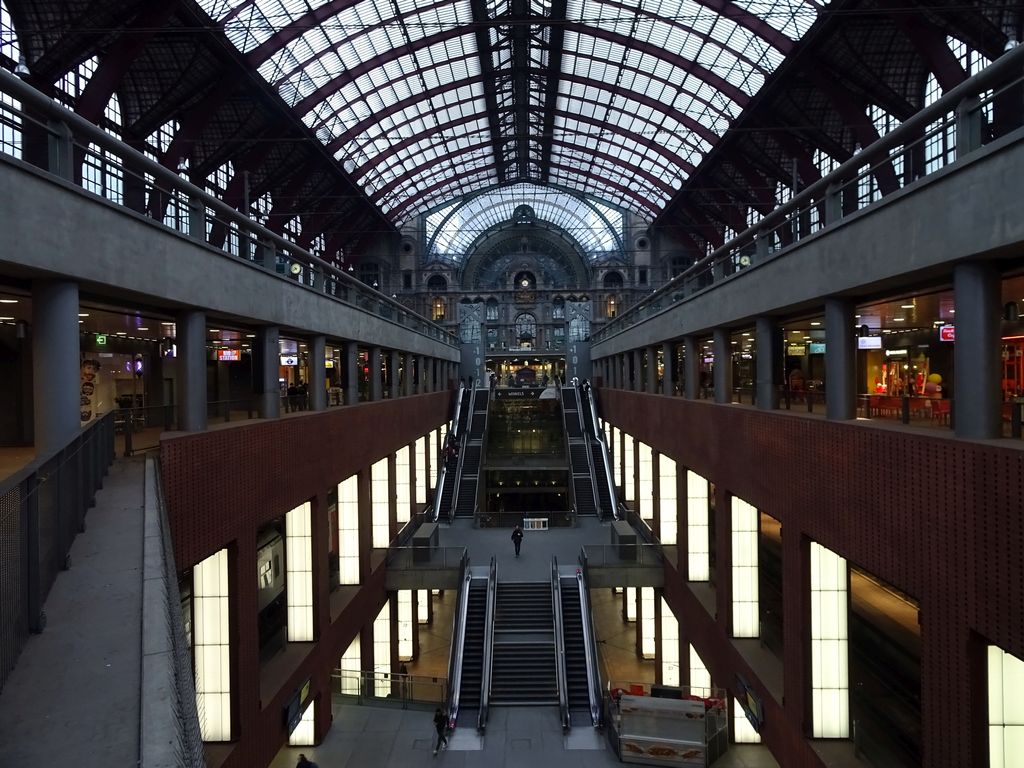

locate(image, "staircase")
[[454, 444, 481, 518], [470, 390, 489, 439], [568, 423, 597, 517], [458, 580, 488, 711], [559, 577, 590, 710], [490, 583, 558, 705], [561, 387, 583, 439]]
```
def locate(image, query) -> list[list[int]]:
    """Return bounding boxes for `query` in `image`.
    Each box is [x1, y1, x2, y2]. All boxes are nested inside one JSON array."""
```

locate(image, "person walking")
[[433, 707, 449, 755], [511, 524, 524, 557], [296, 754, 318, 768]]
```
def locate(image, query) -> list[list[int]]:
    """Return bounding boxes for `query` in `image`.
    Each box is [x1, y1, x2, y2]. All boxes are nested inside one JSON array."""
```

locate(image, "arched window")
[[606, 295, 619, 319], [569, 315, 591, 342], [426, 274, 447, 292], [431, 298, 446, 322], [515, 314, 537, 348], [485, 298, 499, 321], [603, 271, 623, 289], [552, 296, 565, 320]]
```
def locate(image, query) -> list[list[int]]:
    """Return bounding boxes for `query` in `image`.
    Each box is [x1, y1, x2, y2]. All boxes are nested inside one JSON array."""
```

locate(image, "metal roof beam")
[[539, 0, 568, 182]]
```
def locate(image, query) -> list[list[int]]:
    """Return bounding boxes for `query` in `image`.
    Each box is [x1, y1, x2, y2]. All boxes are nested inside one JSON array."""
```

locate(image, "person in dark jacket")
[[433, 707, 448, 755], [511, 524, 524, 557]]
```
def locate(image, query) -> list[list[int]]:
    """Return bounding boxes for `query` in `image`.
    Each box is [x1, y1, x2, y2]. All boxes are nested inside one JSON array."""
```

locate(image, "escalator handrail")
[[448, 385, 478, 522], [575, 385, 602, 519], [444, 553, 472, 727], [577, 551, 603, 728], [477, 556, 498, 732], [552, 557, 571, 732], [431, 384, 465, 522], [584, 384, 619, 521], [451, 383, 466, 441]]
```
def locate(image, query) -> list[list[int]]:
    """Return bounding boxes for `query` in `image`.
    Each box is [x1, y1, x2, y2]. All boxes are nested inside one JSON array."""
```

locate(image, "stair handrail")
[[478, 556, 498, 732], [577, 550, 604, 728], [552, 557, 571, 732], [586, 384, 619, 521], [444, 552, 472, 728]]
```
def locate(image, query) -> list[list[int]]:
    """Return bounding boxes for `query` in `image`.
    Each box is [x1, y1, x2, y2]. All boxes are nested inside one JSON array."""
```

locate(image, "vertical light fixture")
[[734, 699, 762, 743], [414, 436, 427, 505], [395, 445, 411, 524], [373, 602, 391, 696], [810, 542, 849, 737], [988, 645, 1024, 767], [660, 597, 680, 686], [193, 548, 231, 741], [623, 433, 635, 502], [689, 644, 711, 697], [339, 636, 361, 694], [611, 426, 622, 486], [338, 476, 359, 584], [371, 458, 390, 548], [417, 589, 429, 624], [731, 496, 759, 638], [658, 455, 677, 545], [638, 442, 654, 521], [625, 586, 637, 622], [427, 430, 438, 488], [398, 590, 414, 660], [686, 471, 710, 581], [286, 501, 314, 642], [640, 587, 656, 659], [288, 700, 315, 746]]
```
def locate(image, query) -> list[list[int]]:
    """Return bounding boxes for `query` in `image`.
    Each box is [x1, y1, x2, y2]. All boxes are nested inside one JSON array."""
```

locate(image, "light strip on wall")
[[686, 471, 710, 581], [395, 445, 411, 524], [611, 426, 621, 486], [640, 587, 656, 659], [398, 590, 414, 660], [417, 589, 429, 624], [288, 700, 315, 746], [415, 436, 427, 504], [286, 501, 314, 642], [193, 548, 231, 741], [373, 602, 391, 696], [638, 442, 653, 521], [731, 496, 759, 638], [988, 645, 1024, 767], [658, 455, 677, 545], [660, 597, 680, 686], [338, 636, 360, 695], [810, 542, 849, 738], [734, 698, 762, 743], [624, 433, 635, 502], [689, 644, 711, 698], [338, 475, 360, 585], [371, 458, 390, 549], [625, 586, 637, 622], [427, 431, 438, 487]]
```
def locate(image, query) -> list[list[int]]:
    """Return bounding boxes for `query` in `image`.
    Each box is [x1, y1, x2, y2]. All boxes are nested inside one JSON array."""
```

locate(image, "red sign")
[[217, 348, 242, 361], [939, 325, 955, 342]]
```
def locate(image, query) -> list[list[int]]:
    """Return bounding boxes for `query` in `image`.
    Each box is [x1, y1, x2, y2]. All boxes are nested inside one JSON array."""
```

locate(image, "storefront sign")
[[939, 324, 955, 342], [217, 349, 241, 361], [280, 354, 298, 366], [809, 342, 826, 354], [786, 343, 806, 356], [857, 336, 882, 349]]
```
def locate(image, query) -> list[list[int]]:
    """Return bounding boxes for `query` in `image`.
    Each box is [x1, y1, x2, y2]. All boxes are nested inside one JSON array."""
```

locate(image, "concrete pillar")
[[32, 280, 81, 452], [310, 335, 327, 411], [175, 309, 207, 431], [953, 261, 1001, 439], [662, 343, 675, 396], [632, 349, 643, 391], [344, 341, 358, 405], [683, 337, 699, 399], [418, 355, 427, 394], [618, 353, 627, 390], [646, 345, 658, 394], [255, 326, 280, 419], [370, 347, 383, 401], [403, 352, 414, 397], [755, 317, 780, 411], [389, 350, 400, 399], [712, 329, 732, 404], [824, 298, 856, 420]]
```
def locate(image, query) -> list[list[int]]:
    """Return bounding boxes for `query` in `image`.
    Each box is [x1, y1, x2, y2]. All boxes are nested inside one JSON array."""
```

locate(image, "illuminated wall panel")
[[611, 426, 621, 486], [689, 644, 711, 698], [687, 471, 710, 581], [988, 645, 1024, 767], [625, 586, 637, 622], [398, 590, 414, 660], [371, 457, 390, 548], [731, 496, 759, 638], [339, 636, 360, 695], [193, 548, 231, 741], [640, 586, 656, 659], [660, 597, 680, 686], [288, 700, 315, 746], [418, 589, 429, 624], [338, 475, 359, 585], [395, 445, 411, 523], [810, 542, 849, 738], [285, 501, 313, 642], [373, 602, 391, 696], [734, 698, 762, 743], [427, 431, 438, 487], [658, 455, 677, 545], [415, 436, 427, 504], [638, 442, 653, 521], [624, 433, 635, 501]]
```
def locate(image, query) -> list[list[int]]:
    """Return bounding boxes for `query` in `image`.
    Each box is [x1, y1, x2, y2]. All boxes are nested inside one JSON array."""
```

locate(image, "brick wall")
[[601, 389, 1024, 768]]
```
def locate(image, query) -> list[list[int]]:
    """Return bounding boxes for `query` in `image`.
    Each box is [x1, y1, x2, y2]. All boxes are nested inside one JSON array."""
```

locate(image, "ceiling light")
[[161, 321, 174, 326], [893, 317, 905, 322], [810, 321, 821, 326], [0, 299, 17, 304], [900, 304, 915, 309], [246, 333, 256, 338], [79, 313, 89, 317], [137, 327, 148, 331], [14, 56, 30, 78], [0, 316, 17, 321], [116, 332, 127, 336], [209, 328, 220, 333], [741, 332, 750, 336]]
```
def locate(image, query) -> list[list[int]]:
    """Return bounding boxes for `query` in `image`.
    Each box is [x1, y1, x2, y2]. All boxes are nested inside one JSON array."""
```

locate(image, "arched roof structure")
[[1, 0, 1016, 258]]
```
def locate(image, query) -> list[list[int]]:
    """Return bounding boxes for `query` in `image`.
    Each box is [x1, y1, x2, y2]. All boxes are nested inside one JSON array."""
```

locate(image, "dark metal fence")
[[0, 413, 115, 692]]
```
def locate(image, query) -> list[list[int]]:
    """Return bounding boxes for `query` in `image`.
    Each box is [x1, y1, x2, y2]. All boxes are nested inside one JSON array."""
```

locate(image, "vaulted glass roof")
[[425, 182, 623, 261], [197, 0, 825, 226]]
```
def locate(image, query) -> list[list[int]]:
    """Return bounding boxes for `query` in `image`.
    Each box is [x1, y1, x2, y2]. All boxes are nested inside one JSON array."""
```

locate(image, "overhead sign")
[[95, 334, 107, 346], [808, 342, 826, 355], [939, 324, 955, 342], [217, 349, 241, 361], [857, 336, 882, 349], [786, 343, 806, 356]]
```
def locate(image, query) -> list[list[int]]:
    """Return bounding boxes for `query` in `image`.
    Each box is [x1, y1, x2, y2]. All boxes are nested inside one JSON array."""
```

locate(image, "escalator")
[[580, 383, 617, 521], [563, 387, 598, 517], [433, 385, 469, 521], [457, 579, 487, 714], [453, 389, 489, 519], [449, 559, 497, 732], [559, 577, 589, 713]]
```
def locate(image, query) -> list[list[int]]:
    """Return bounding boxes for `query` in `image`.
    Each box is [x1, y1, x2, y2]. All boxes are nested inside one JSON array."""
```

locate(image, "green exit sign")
[[96, 334, 107, 345]]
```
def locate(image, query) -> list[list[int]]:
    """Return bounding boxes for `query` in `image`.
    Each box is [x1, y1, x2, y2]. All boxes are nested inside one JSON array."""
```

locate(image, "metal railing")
[[0, 413, 115, 692], [581, 543, 666, 568], [576, 553, 603, 728], [383, 544, 467, 571], [583, 384, 619, 521], [333, 669, 447, 706], [478, 556, 497, 732], [551, 557, 570, 732], [591, 45, 1024, 344], [443, 553, 471, 728], [0, 68, 456, 349]]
